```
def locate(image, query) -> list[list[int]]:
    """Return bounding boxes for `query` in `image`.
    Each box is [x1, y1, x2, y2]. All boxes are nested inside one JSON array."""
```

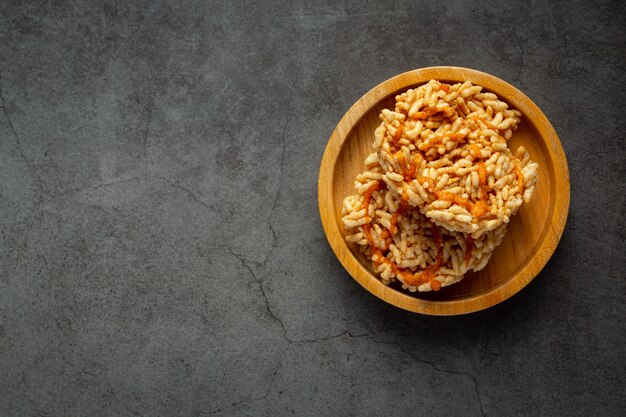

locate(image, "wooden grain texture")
[[318, 67, 570, 315]]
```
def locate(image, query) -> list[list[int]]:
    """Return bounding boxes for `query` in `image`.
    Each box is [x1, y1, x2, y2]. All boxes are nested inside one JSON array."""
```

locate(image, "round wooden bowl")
[[318, 67, 570, 315]]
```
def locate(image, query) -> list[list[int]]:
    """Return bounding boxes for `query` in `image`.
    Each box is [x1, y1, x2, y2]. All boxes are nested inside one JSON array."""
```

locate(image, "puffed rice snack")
[[373, 80, 538, 237], [341, 80, 538, 291]]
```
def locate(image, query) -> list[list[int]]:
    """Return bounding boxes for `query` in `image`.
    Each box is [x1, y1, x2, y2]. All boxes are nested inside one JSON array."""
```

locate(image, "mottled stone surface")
[[0, 1, 624, 416]]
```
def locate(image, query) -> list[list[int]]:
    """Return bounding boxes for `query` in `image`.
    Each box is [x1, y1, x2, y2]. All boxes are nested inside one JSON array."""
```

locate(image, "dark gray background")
[[1, 0, 625, 416]]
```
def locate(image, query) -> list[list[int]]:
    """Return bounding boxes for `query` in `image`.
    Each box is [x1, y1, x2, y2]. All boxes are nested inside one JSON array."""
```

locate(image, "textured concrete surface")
[[1, 0, 625, 416]]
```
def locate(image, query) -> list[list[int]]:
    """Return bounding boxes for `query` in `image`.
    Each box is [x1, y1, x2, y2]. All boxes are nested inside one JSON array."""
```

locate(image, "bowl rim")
[[318, 66, 570, 316]]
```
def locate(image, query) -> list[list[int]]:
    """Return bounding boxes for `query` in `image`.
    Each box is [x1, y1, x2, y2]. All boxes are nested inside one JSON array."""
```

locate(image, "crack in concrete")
[[57, 354, 101, 380], [511, 25, 560, 108], [201, 344, 289, 416], [90, 176, 144, 192], [369, 337, 486, 417], [201, 331, 486, 416], [206, 75, 305, 408], [264, 345, 286, 396], [291, 329, 370, 344], [227, 246, 291, 342], [200, 331, 372, 416], [480, 332, 489, 364], [56, 176, 145, 197], [511, 28, 561, 115], [227, 244, 367, 347], [511, 23, 557, 111], [58, 175, 218, 218], [153, 176, 216, 214], [263, 67, 300, 268], [0, 70, 44, 263]]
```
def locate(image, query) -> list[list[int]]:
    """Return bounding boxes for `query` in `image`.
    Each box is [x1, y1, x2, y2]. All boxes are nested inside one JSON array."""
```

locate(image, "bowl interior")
[[331, 81, 556, 303]]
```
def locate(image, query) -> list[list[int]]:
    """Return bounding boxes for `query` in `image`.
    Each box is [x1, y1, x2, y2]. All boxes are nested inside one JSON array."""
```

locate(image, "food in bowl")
[[341, 80, 539, 292]]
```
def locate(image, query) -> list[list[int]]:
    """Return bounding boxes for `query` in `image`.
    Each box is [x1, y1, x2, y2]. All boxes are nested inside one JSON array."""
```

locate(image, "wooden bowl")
[[318, 67, 570, 315]]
